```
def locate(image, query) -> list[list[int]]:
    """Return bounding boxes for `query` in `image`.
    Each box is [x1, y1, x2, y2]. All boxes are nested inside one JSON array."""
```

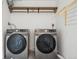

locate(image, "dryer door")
[[7, 34, 27, 54], [36, 34, 56, 54]]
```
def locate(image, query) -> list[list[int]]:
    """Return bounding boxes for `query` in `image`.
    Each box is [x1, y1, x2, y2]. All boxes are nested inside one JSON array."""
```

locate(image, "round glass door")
[[36, 34, 56, 54], [7, 34, 27, 54]]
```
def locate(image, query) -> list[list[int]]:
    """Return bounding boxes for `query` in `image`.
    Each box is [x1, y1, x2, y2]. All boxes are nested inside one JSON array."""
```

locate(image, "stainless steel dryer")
[[5, 29, 29, 59], [34, 29, 57, 59]]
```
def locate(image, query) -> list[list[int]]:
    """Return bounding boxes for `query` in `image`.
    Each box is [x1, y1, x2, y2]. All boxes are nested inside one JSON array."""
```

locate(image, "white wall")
[[2, 0, 11, 35], [2, 0, 11, 58], [9, 13, 56, 29], [64, 3, 77, 59], [56, 16, 65, 56], [56, 2, 77, 59]]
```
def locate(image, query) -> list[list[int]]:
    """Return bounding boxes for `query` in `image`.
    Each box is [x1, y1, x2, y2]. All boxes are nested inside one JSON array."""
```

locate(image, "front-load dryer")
[[34, 29, 57, 59], [5, 29, 29, 59]]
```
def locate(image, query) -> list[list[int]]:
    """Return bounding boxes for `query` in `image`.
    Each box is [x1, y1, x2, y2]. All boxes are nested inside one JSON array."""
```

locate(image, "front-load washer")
[[5, 29, 29, 59], [34, 29, 57, 59]]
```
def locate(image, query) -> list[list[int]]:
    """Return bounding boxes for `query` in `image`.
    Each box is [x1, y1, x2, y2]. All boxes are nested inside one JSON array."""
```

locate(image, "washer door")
[[36, 34, 56, 54], [7, 34, 27, 54]]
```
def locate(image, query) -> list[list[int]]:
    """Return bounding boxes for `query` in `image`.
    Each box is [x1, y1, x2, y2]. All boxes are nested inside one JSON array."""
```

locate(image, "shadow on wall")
[[56, 16, 77, 59], [57, 30, 63, 55]]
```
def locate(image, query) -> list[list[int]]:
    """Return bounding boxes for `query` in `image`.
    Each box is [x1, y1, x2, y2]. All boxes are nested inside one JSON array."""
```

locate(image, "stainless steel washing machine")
[[34, 29, 57, 59], [5, 29, 29, 59]]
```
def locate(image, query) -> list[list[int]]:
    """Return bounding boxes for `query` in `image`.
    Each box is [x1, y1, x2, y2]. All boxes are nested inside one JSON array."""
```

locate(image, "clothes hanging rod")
[[12, 7, 57, 10], [9, 6, 58, 13], [12, 11, 55, 13]]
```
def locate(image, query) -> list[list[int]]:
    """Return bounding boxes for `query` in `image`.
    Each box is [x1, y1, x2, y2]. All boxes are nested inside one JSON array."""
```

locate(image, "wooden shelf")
[[9, 6, 58, 13]]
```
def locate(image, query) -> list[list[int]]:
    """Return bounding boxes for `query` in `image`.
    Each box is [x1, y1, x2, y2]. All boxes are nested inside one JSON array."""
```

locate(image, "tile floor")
[[29, 50, 64, 59]]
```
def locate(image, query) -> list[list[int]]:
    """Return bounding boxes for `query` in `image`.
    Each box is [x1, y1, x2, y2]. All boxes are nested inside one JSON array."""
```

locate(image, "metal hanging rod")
[[9, 6, 58, 13]]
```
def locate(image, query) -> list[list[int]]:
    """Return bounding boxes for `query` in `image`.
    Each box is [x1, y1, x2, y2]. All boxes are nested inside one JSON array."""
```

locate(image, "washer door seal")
[[7, 34, 26, 54], [36, 34, 56, 54]]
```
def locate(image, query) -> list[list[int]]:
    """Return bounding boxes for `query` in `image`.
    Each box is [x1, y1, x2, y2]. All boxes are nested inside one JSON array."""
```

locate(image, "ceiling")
[[13, 0, 58, 7]]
